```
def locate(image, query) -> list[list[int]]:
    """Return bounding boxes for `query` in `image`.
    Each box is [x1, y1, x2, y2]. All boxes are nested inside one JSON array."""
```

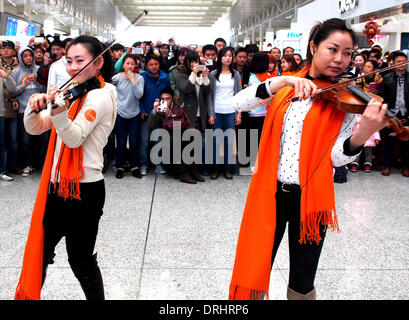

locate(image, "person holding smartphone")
[[112, 54, 144, 179]]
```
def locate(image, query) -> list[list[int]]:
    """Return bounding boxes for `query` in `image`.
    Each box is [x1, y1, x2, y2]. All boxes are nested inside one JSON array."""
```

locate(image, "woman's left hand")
[[202, 68, 210, 78], [350, 100, 388, 149]]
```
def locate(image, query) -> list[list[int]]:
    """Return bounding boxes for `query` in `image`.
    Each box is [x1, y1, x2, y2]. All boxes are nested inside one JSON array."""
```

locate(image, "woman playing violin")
[[229, 18, 387, 300], [15, 36, 116, 300]]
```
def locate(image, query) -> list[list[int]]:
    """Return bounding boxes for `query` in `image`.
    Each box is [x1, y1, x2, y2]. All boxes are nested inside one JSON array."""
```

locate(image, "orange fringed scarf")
[[229, 66, 345, 300], [14, 75, 105, 300]]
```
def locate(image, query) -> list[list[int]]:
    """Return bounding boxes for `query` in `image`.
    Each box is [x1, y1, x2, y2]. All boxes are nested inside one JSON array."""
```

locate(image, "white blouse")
[[277, 97, 358, 184]]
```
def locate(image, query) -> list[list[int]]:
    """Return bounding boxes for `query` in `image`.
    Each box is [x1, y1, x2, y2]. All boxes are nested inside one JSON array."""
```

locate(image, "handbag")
[[163, 105, 189, 130]]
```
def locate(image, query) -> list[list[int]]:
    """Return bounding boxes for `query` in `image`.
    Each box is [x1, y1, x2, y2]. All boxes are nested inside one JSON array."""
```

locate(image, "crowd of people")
[[0, 34, 408, 185]]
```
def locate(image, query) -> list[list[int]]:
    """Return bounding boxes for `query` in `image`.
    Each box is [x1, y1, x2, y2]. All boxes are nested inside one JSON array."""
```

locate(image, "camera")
[[132, 47, 144, 54], [204, 59, 213, 66], [157, 100, 167, 112], [199, 65, 207, 71]]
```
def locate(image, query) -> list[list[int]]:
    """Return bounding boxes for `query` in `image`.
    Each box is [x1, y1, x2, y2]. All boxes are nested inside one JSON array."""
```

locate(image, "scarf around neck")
[[229, 66, 345, 300], [14, 75, 105, 300]]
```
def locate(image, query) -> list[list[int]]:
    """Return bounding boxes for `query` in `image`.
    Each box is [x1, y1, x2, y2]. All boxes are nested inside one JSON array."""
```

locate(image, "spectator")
[[169, 47, 191, 99], [10, 47, 46, 177], [348, 53, 366, 76], [195, 46, 203, 58], [270, 47, 281, 75], [0, 40, 20, 175], [202, 44, 218, 71], [112, 54, 144, 179], [355, 60, 383, 93], [139, 54, 172, 175], [0, 69, 17, 181], [159, 43, 177, 73], [110, 43, 125, 64], [214, 37, 227, 52], [378, 52, 409, 177], [175, 51, 212, 184], [293, 53, 302, 67], [280, 54, 298, 75], [245, 44, 259, 65], [47, 40, 70, 92], [233, 47, 250, 88], [248, 52, 271, 173], [267, 53, 278, 77], [208, 47, 242, 180], [350, 115, 381, 173], [283, 46, 294, 55]]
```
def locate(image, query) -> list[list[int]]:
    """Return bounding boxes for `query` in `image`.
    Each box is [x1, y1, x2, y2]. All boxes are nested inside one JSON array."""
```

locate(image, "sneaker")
[[21, 166, 33, 177], [363, 162, 372, 173], [155, 164, 166, 174], [0, 171, 13, 181], [140, 164, 147, 175], [350, 162, 359, 172]]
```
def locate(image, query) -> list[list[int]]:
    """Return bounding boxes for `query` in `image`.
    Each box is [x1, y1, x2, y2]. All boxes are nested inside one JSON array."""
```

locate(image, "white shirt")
[[277, 97, 358, 184], [47, 56, 70, 92], [24, 83, 117, 183], [214, 73, 235, 114]]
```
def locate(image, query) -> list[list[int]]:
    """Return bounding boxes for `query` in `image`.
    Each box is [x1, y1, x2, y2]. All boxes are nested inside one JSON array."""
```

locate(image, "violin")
[[287, 60, 409, 141]]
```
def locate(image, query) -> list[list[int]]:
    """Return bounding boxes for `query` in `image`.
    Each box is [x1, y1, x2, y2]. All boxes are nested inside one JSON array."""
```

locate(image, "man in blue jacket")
[[139, 54, 171, 175]]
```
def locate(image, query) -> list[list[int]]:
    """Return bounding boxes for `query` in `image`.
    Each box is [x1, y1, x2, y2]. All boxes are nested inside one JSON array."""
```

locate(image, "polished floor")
[[0, 166, 408, 300]]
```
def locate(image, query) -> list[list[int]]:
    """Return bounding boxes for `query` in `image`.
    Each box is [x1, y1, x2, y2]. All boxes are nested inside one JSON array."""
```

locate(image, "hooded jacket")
[[11, 47, 45, 113]]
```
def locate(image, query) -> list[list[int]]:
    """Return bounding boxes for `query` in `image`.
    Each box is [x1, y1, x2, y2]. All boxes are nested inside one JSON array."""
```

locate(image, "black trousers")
[[42, 180, 105, 287], [271, 182, 326, 294]]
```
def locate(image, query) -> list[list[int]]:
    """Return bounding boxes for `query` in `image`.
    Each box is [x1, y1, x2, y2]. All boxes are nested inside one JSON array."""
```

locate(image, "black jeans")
[[271, 181, 326, 294], [42, 180, 105, 285]]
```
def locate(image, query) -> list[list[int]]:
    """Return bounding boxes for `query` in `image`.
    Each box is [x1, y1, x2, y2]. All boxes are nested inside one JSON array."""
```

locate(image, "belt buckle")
[[281, 183, 292, 193]]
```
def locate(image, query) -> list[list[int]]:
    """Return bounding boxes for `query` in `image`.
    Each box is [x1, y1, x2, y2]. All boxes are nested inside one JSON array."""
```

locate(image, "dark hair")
[[293, 53, 302, 63], [369, 49, 381, 60], [281, 54, 298, 72], [177, 47, 191, 59], [160, 43, 170, 50], [307, 18, 356, 62], [51, 40, 65, 49], [235, 47, 247, 56], [391, 51, 408, 62], [364, 59, 379, 70], [270, 47, 281, 54], [111, 43, 125, 51], [202, 44, 217, 55], [33, 44, 46, 53], [122, 54, 140, 67], [145, 54, 162, 65], [354, 53, 367, 62], [161, 86, 174, 97], [283, 46, 294, 53], [133, 41, 142, 47], [66, 35, 113, 82], [215, 47, 235, 81], [250, 52, 269, 74], [245, 44, 259, 54], [183, 51, 200, 73], [214, 37, 226, 45]]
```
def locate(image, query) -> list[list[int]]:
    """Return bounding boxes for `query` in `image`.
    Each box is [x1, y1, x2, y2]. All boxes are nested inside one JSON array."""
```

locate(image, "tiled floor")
[[1, 167, 408, 300]]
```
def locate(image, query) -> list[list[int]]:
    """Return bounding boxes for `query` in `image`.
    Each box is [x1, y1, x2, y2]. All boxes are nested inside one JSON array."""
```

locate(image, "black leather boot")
[[41, 252, 56, 288], [179, 164, 197, 184], [69, 253, 105, 300]]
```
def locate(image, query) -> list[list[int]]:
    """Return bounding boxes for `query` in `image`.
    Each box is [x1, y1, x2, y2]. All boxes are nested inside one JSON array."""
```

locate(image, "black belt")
[[277, 180, 300, 193]]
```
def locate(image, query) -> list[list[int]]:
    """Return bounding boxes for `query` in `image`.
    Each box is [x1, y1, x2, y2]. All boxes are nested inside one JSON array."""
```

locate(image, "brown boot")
[[402, 167, 409, 177], [188, 165, 205, 182], [287, 286, 316, 300], [179, 164, 196, 184], [381, 167, 391, 176]]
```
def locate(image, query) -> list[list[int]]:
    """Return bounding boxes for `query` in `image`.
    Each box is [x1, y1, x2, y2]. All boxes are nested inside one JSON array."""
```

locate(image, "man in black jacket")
[[378, 51, 409, 177]]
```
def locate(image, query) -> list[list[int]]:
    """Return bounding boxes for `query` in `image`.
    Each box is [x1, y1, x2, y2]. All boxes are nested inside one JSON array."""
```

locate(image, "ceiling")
[[113, 0, 235, 27]]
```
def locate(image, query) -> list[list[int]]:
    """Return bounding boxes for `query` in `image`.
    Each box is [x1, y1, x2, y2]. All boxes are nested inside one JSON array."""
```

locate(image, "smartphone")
[[204, 59, 213, 66], [199, 65, 207, 71], [132, 47, 144, 54], [34, 37, 44, 43]]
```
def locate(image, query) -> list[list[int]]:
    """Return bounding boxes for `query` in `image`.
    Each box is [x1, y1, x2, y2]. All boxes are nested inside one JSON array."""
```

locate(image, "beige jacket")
[[24, 83, 117, 182]]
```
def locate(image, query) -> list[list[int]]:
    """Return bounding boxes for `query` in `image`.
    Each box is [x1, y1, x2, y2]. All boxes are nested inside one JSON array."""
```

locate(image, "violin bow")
[[287, 59, 409, 102]]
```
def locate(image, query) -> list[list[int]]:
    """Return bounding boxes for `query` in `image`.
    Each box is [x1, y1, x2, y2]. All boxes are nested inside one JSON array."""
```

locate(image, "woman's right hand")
[[208, 115, 215, 125], [191, 63, 201, 75]]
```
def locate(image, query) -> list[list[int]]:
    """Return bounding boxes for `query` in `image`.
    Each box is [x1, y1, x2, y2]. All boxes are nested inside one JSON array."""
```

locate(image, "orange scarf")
[[14, 75, 105, 300], [229, 66, 345, 300], [256, 72, 271, 83]]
